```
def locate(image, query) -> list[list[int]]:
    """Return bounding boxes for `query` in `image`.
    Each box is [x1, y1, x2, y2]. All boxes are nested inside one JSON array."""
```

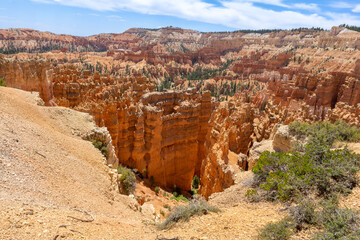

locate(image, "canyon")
[[1, 26, 360, 199]]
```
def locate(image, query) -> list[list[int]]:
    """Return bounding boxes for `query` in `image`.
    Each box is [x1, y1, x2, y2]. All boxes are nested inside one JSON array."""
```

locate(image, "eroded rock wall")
[[0, 58, 211, 191], [199, 100, 254, 198]]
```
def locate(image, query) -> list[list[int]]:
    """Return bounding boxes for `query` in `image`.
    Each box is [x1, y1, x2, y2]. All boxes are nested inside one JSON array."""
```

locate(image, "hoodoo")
[[2, 20, 360, 239]]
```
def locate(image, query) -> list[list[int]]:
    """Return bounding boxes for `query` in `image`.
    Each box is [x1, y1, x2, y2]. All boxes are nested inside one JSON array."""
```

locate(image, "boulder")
[[247, 140, 274, 170], [272, 124, 296, 153]]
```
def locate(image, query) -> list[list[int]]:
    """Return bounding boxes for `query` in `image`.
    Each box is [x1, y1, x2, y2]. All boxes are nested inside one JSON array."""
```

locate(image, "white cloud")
[[107, 15, 125, 21], [293, 3, 319, 11], [329, 2, 353, 9], [30, 0, 360, 29], [353, 4, 360, 13], [32, 0, 54, 3], [231, 0, 288, 8]]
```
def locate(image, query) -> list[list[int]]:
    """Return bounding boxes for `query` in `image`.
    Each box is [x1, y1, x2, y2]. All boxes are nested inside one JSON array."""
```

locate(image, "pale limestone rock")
[[141, 203, 156, 219], [272, 125, 296, 153], [248, 140, 274, 170]]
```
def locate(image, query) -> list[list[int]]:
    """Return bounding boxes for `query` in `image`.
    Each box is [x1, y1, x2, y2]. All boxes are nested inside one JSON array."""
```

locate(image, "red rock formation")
[[0, 57, 211, 191], [126, 90, 212, 190], [1, 25, 360, 199], [199, 100, 254, 198], [0, 57, 55, 105]]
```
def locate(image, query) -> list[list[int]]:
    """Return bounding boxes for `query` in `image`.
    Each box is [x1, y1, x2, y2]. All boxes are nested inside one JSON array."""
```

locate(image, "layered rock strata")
[[0, 58, 211, 191], [199, 100, 254, 198], [120, 89, 211, 190]]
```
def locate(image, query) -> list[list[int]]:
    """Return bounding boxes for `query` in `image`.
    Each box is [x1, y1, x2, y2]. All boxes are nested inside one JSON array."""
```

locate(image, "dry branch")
[[52, 224, 71, 240], [35, 151, 46, 158], [67, 209, 94, 222]]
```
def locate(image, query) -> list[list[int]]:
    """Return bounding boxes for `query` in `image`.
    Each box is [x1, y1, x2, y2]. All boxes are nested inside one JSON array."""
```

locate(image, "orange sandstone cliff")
[[1, 26, 360, 198]]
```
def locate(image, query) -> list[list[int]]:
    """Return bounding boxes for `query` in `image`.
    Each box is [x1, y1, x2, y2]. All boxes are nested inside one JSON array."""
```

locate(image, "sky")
[[0, 0, 360, 36]]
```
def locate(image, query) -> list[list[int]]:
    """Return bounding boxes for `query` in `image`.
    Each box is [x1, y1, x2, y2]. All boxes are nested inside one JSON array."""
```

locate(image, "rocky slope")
[[0, 87, 146, 239]]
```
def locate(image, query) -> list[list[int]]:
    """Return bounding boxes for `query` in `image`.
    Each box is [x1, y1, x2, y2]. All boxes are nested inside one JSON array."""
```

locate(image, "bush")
[[160, 210, 165, 217], [255, 121, 360, 239], [173, 184, 181, 195], [252, 146, 359, 202], [312, 149, 359, 197], [0, 77, 6, 87], [91, 140, 107, 158], [252, 151, 314, 201], [154, 186, 160, 194], [258, 217, 294, 240], [157, 197, 220, 230], [290, 199, 319, 230], [245, 188, 261, 202], [117, 166, 136, 195], [149, 176, 155, 186], [142, 168, 147, 178], [170, 194, 188, 202], [314, 201, 360, 239], [259, 197, 360, 240], [289, 121, 360, 146], [192, 175, 200, 190]]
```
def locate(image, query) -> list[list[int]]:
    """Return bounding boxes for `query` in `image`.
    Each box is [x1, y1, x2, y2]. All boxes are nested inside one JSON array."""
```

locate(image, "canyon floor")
[[0, 87, 289, 240]]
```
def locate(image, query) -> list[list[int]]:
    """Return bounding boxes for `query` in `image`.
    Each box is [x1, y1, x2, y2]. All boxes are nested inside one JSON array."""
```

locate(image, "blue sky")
[[0, 0, 360, 36]]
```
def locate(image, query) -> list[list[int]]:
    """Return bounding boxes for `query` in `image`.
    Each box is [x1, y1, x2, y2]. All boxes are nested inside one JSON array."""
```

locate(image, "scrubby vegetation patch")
[[117, 166, 136, 195], [0, 77, 6, 87], [252, 121, 360, 239], [157, 197, 220, 230], [91, 140, 108, 158]]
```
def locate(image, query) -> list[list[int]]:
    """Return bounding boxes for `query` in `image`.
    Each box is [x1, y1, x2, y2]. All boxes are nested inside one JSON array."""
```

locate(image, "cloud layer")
[[32, 0, 360, 29], [353, 5, 360, 13]]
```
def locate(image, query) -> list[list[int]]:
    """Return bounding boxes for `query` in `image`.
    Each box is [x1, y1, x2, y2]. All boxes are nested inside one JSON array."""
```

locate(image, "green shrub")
[[142, 168, 147, 178], [252, 151, 314, 201], [160, 209, 165, 217], [255, 121, 360, 240], [164, 204, 171, 211], [91, 140, 107, 158], [117, 166, 136, 195], [192, 175, 200, 190], [255, 121, 360, 239], [245, 188, 261, 202], [290, 199, 319, 230], [157, 197, 220, 230], [173, 184, 181, 195], [0, 77, 6, 87], [149, 176, 155, 186], [258, 217, 294, 240], [154, 186, 160, 194], [314, 201, 360, 240], [289, 121, 360, 147], [312, 149, 359, 197], [170, 194, 188, 202], [252, 147, 359, 202]]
